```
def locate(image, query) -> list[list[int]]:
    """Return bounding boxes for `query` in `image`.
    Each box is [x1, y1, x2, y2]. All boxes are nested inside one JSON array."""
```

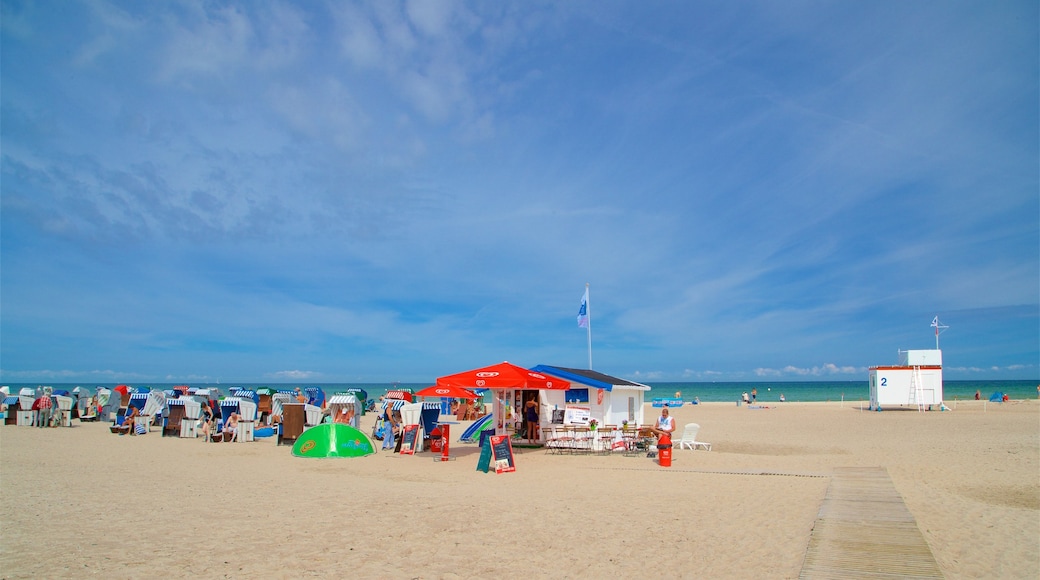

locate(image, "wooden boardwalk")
[[800, 466, 944, 579]]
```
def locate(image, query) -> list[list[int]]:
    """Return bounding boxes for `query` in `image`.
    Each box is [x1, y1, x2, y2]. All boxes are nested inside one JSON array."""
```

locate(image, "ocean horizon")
[[5, 379, 1037, 403]]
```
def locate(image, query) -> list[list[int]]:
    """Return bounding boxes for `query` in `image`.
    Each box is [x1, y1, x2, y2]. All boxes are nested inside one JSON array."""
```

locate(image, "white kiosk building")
[[869, 349, 944, 411]]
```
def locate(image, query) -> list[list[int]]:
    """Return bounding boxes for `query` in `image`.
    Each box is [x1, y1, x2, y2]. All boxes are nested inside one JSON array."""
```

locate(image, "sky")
[[1, 1, 1037, 385]]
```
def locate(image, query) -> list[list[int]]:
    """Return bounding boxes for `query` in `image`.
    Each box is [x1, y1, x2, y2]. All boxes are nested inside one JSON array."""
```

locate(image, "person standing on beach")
[[975, 389, 981, 401], [751, 388, 757, 403], [524, 399, 539, 444], [381, 405, 397, 450]]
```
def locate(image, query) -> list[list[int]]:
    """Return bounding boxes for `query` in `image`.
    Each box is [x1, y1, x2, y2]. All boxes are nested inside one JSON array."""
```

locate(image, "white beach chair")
[[54, 395, 74, 427], [136, 391, 167, 433], [180, 398, 201, 438], [677, 423, 711, 451], [304, 404, 323, 427], [237, 400, 258, 442]]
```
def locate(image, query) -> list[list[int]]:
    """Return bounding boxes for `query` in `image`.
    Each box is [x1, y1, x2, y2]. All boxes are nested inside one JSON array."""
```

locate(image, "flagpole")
[[586, 283, 593, 369]]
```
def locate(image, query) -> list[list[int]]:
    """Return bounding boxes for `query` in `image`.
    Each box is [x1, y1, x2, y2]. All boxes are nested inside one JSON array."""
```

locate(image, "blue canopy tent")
[[989, 391, 1005, 402]]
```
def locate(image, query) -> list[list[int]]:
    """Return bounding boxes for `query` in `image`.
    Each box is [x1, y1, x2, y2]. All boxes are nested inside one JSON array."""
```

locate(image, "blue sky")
[[2, 1, 1037, 384]]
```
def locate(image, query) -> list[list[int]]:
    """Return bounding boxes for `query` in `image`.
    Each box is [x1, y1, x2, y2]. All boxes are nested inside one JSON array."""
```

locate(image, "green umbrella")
[[292, 423, 376, 458]]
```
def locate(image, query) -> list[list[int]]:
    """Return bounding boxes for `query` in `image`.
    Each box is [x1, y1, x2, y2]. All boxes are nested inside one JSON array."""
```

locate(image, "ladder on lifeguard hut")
[[908, 366, 925, 412]]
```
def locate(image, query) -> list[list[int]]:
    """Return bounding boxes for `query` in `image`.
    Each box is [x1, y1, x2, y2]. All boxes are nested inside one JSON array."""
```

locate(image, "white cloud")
[[267, 370, 321, 380]]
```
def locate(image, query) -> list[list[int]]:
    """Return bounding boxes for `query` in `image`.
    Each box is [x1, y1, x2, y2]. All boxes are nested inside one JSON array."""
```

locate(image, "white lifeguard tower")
[[869, 350, 944, 411], [869, 316, 947, 411]]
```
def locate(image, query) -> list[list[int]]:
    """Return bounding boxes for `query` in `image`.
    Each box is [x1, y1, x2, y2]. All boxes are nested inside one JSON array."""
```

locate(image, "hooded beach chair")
[[418, 402, 441, 449], [163, 399, 186, 437], [304, 404, 323, 427], [677, 423, 711, 451], [214, 398, 242, 441], [127, 392, 148, 413], [54, 395, 74, 427], [344, 388, 368, 412], [386, 389, 412, 403], [278, 403, 306, 446], [270, 393, 293, 421], [236, 398, 258, 442], [97, 388, 119, 422], [133, 391, 166, 434], [328, 394, 362, 428], [179, 398, 202, 438], [255, 388, 275, 422], [3, 396, 19, 425], [232, 389, 259, 406], [305, 387, 326, 408], [72, 386, 94, 421], [18, 389, 36, 426]]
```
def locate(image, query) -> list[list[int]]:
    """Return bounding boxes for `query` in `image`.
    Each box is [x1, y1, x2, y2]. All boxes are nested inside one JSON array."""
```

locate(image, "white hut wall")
[[870, 367, 944, 407], [604, 388, 645, 426]]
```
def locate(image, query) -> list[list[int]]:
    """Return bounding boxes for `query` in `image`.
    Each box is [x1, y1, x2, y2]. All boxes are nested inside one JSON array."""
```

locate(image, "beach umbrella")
[[114, 385, 130, 396], [415, 385, 479, 400], [291, 423, 376, 458], [436, 361, 570, 391]]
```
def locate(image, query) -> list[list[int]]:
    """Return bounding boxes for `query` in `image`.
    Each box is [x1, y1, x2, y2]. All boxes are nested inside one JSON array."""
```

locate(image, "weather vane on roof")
[[930, 315, 949, 349]]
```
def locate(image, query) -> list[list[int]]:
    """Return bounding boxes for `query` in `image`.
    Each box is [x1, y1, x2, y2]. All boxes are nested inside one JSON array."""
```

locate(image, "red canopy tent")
[[436, 361, 569, 391], [415, 385, 479, 400], [436, 362, 570, 437]]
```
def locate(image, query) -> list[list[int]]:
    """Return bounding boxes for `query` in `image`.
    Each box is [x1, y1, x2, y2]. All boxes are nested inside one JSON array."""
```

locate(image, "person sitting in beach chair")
[[222, 412, 240, 442], [333, 406, 354, 425], [115, 407, 139, 435]]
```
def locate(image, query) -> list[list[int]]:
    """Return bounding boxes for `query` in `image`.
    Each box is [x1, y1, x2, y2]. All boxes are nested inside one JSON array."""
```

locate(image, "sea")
[[4, 380, 1037, 403]]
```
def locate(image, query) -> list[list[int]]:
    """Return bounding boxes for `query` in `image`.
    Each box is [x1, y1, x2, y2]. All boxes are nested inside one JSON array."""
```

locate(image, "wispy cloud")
[[266, 370, 321, 380]]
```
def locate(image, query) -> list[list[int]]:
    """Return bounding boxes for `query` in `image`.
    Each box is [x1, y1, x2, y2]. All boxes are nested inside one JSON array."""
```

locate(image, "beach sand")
[[1, 399, 1036, 579]]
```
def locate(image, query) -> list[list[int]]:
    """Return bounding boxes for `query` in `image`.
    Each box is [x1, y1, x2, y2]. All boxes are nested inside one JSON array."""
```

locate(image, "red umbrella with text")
[[415, 385, 479, 400], [436, 361, 569, 391], [437, 362, 570, 438]]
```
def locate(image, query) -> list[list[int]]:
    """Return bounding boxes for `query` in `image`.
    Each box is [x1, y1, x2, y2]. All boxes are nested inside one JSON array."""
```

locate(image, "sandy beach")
[[1, 399, 1036, 579]]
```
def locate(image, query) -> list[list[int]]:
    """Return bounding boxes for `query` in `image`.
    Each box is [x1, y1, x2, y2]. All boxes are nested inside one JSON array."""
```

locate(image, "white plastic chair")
[[677, 423, 711, 451]]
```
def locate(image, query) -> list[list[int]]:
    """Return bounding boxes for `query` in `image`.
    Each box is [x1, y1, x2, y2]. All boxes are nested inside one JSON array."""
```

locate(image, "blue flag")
[[577, 288, 589, 328]]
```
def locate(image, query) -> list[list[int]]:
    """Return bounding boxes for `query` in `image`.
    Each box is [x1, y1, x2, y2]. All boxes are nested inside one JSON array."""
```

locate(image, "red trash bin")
[[430, 426, 443, 453], [658, 434, 672, 467]]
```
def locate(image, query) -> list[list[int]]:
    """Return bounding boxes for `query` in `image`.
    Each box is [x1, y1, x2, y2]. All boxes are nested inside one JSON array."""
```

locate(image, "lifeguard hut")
[[869, 350, 944, 411]]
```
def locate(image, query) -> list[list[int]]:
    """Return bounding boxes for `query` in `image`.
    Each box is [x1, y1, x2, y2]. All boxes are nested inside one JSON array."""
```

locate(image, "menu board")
[[490, 435, 515, 474], [476, 436, 493, 473], [399, 424, 420, 455], [564, 405, 591, 425], [551, 409, 565, 424]]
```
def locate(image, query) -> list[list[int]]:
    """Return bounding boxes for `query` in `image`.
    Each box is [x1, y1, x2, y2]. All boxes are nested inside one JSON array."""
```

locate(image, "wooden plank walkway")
[[800, 466, 944, 579]]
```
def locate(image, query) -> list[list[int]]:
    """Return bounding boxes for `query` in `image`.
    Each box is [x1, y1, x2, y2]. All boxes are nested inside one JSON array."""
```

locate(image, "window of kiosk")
[[565, 389, 589, 403]]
